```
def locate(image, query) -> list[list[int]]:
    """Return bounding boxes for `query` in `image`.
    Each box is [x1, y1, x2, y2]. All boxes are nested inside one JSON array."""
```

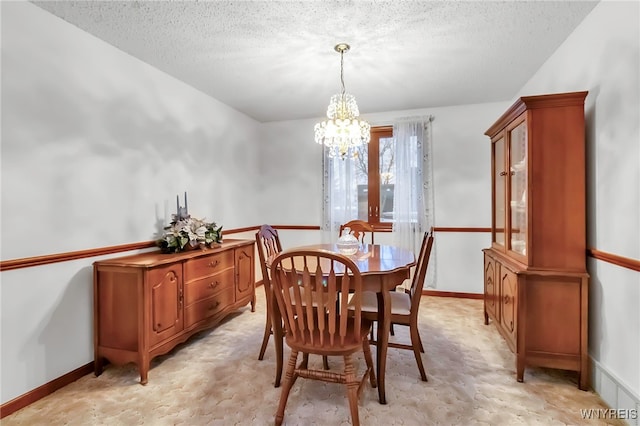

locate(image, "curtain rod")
[[370, 114, 434, 128], [394, 115, 435, 126]]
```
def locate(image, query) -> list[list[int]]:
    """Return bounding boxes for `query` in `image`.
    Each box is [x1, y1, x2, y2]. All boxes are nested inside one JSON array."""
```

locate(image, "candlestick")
[[164, 200, 168, 226]]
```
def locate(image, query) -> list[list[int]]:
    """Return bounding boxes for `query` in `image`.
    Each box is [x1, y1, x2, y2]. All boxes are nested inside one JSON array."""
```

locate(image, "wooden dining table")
[[268, 243, 416, 405]]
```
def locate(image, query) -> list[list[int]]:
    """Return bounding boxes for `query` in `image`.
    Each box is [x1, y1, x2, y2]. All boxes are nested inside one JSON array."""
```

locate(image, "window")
[[353, 126, 394, 230], [322, 116, 435, 287], [322, 117, 433, 247]]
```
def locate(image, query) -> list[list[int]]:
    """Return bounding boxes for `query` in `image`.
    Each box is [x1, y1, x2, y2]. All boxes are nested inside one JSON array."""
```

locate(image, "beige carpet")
[[3, 290, 621, 426]]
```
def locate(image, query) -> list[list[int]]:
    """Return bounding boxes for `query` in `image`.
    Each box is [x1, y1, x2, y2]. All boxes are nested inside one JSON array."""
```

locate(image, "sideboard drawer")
[[184, 269, 235, 306], [184, 250, 234, 281], [184, 287, 234, 328]]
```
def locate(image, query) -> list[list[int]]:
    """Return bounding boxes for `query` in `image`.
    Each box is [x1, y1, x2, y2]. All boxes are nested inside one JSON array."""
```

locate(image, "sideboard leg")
[[578, 371, 588, 391], [94, 357, 103, 377], [140, 365, 149, 385], [139, 355, 149, 385], [516, 358, 525, 383]]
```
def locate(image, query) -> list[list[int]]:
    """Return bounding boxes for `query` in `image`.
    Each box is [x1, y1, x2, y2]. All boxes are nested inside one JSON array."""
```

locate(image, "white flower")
[[157, 215, 222, 253]]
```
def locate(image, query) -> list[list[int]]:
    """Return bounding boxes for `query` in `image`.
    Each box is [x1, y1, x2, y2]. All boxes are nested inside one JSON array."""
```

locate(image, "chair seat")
[[286, 318, 373, 355], [358, 290, 412, 316]]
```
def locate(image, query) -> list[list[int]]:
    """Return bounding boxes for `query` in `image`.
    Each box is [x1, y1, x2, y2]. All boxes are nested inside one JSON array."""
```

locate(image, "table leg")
[[376, 290, 390, 404]]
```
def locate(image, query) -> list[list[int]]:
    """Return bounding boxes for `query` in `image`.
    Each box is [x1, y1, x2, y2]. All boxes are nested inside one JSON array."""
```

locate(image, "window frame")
[[367, 126, 393, 231]]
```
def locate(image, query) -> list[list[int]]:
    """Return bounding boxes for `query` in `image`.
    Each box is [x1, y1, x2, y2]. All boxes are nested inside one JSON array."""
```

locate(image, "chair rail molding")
[[2, 226, 638, 274]]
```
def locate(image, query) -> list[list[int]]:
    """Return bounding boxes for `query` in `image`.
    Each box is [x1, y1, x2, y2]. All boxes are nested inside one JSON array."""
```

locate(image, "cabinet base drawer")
[[185, 250, 234, 281], [184, 269, 235, 306], [184, 287, 234, 328]]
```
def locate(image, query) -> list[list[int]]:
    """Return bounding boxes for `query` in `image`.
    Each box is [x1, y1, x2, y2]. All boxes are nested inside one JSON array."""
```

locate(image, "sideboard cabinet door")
[[147, 264, 184, 348], [235, 244, 256, 310]]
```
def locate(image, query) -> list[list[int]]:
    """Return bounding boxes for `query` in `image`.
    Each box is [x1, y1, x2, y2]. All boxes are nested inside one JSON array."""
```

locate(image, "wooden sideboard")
[[93, 239, 255, 384]]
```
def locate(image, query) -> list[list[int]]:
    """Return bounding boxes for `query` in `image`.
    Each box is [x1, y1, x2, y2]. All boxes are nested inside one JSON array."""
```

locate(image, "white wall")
[[258, 118, 325, 226], [0, 2, 261, 404], [517, 0, 640, 414]]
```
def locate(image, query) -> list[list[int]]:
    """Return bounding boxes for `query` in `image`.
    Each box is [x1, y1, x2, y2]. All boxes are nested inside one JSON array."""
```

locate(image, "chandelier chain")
[[340, 49, 345, 96]]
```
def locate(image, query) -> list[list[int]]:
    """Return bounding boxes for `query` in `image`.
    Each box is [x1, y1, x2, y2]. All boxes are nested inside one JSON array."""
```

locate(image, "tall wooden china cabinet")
[[482, 91, 589, 390]]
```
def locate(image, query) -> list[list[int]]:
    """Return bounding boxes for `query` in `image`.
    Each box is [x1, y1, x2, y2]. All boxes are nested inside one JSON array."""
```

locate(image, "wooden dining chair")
[[270, 249, 376, 426], [255, 224, 329, 387], [356, 229, 434, 381], [339, 219, 375, 245], [255, 224, 283, 362]]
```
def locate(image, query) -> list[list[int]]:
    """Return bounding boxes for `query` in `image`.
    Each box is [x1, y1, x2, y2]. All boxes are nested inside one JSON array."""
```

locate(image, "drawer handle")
[[208, 301, 221, 311], [208, 260, 220, 268], [499, 171, 507, 176], [504, 295, 511, 305], [208, 281, 220, 290]]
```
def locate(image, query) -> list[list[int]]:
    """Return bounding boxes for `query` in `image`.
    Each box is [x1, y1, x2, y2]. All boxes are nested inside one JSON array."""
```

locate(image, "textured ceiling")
[[31, 1, 599, 123]]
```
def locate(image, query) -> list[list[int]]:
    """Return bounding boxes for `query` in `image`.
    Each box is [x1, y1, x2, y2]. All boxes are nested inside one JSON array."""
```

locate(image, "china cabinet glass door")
[[493, 137, 505, 247], [508, 120, 527, 257]]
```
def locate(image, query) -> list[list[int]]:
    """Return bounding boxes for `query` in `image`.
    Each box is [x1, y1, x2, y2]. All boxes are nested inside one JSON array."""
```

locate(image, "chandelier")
[[314, 43, 371, 159]]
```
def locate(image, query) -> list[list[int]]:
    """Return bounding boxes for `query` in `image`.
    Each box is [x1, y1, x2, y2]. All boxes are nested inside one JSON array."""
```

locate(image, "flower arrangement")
[[156, 193, 223, 253]]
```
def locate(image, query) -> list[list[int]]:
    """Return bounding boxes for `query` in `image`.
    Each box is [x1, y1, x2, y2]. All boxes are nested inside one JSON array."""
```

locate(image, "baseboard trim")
[[422, 289, 483, 299], [0, 362, 94, 419], [433, 227, 491, 233], [590, 356, 640, 425]]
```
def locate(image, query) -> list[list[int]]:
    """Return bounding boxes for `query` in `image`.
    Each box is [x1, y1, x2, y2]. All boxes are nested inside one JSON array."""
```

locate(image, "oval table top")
[[277, 243, 416, 275]]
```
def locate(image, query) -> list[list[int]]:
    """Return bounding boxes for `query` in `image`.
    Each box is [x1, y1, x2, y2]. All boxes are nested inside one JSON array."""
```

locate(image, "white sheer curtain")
[[392, 116, 436, 289], [320, 117, 436, 288], [321, 146, 358, 242]]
